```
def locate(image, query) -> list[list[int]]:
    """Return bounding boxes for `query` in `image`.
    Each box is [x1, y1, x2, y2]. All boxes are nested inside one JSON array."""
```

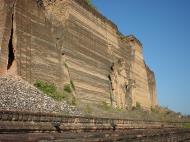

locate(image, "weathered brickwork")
[[0, 0, 157, 109], [1, 110, 190, 142]]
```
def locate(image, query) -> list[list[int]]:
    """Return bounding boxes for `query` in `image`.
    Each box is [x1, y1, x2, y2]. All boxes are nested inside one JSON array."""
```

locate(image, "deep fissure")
[[7, 14, 15, 70]]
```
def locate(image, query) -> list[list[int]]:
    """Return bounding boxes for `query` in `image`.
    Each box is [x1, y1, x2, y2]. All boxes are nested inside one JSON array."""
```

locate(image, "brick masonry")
[[0, 0, 157, 110]]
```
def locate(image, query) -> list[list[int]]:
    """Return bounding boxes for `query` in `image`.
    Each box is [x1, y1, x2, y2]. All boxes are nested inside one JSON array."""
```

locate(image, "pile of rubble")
[[0, 75, 81, 116]]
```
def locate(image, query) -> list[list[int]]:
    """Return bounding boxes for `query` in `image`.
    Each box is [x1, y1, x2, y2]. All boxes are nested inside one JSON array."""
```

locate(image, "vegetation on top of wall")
[[85, 0, 96, 8], [117, 30, 124, 37]]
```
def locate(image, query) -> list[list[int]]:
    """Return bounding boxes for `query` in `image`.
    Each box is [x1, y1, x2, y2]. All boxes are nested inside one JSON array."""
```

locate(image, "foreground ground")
[[1, 129, 190, 142]]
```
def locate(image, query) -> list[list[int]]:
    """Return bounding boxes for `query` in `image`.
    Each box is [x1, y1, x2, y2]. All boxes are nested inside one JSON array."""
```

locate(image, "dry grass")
[[77, 102, 189, 122]]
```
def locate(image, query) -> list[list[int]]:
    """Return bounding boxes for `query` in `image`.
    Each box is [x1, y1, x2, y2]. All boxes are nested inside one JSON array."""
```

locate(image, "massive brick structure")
[[0, 0, 157, 109]]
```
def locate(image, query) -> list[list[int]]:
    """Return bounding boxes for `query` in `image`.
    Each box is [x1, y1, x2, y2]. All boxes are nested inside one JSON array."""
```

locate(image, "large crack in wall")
[[7, 13, 15, 70], [0, 0, 16, 75]]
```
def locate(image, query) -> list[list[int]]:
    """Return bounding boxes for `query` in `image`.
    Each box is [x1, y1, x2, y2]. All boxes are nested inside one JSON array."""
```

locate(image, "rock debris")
[[0, 75, 81, 116]]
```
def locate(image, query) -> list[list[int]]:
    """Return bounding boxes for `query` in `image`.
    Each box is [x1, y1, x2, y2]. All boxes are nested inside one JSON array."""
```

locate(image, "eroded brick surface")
[[0, 0, 157, 109]]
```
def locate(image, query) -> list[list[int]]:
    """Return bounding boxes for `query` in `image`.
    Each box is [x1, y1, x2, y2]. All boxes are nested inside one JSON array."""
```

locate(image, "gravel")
[[0, 75, 81, 116]]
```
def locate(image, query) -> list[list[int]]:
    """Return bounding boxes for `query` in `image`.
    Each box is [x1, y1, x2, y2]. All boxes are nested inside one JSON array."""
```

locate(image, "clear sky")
[[92, 0, 190, 115]]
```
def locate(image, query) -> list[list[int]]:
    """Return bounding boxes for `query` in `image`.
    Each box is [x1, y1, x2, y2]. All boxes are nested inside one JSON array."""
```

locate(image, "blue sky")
[[92, 0, 190, 114]]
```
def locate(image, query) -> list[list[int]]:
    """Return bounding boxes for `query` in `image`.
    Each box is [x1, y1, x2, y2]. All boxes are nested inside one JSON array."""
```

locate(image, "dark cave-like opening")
[[7, 14, 15, 70]]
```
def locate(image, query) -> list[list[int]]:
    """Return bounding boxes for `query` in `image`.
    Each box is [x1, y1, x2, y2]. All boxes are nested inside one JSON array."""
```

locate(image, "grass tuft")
[[34, 80, 65, 101]]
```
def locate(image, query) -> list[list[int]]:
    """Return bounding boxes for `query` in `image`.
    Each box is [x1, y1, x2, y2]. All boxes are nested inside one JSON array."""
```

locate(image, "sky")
[[92, 0, 190, 115]]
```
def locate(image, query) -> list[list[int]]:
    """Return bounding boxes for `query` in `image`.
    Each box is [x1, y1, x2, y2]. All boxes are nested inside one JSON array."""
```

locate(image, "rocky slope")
[[0, 75, 81, 115]]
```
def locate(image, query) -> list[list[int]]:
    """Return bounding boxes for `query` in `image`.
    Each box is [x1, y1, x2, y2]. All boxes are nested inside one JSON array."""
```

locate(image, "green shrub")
[[34, 80, 65, 101], [34, 80, 77, 105], [34, 80, 55, 94], [64, 84, 72, 93], [136, 102, 141, 110]]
